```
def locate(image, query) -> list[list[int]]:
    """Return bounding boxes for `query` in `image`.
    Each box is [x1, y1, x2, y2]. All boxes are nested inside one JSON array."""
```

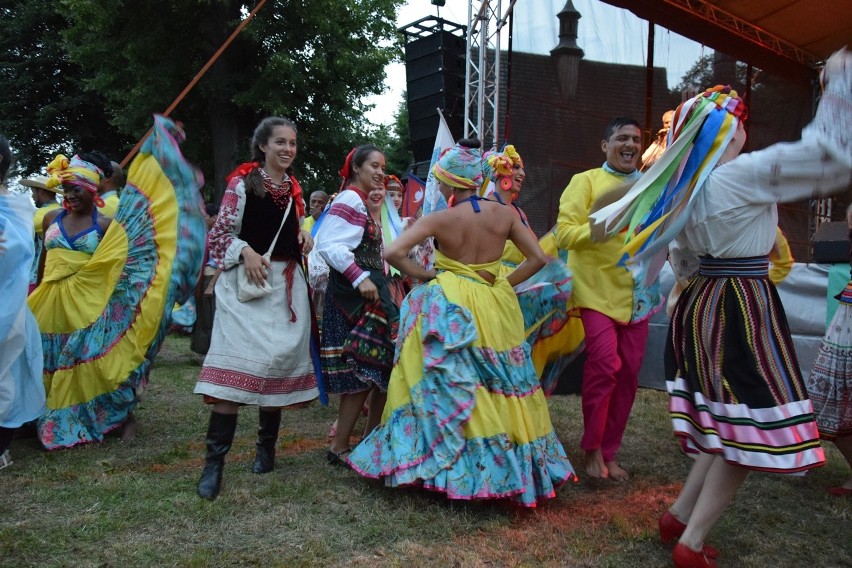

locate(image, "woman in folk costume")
[[481, 145, 532, 276], [193, 116, 319, 500], [384, 174, 406, 216], [316, 145, 399, 464], [28, 116, 206, 451], [380, 174, 415, 304], [346, 139, 576, 507], [482, 145, 582, 395], [0, 134, 46, 468], [807, 222, 852, 497], [323, 174, 416, 442], [590, 49, 852, 568]]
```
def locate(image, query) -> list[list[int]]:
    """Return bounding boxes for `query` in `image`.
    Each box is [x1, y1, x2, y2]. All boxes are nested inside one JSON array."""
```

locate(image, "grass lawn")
[[1, 334, 850, 567]]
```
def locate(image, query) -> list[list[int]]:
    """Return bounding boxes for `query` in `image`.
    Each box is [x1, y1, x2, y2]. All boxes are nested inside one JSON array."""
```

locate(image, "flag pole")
[[120, 0, 268, 168]]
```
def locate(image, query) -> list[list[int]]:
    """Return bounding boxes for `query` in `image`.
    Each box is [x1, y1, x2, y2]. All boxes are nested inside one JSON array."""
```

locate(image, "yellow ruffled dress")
[[28, 116, 205, 449], [347, 251, 575, 506]]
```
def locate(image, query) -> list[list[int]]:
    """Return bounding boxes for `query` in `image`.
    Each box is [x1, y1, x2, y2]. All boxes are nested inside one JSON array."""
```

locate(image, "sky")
[[365, 0, 710, 126]]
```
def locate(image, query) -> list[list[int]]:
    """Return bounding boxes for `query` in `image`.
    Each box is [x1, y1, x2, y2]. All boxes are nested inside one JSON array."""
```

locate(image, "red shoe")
[[659, 512, 719, 558], [673, 542, 717, 568], [659, 511, 685, 544], [827, 486, 852, 496]]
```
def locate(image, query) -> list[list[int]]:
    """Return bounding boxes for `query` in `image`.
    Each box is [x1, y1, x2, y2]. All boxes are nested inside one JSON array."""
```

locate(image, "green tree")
[[3, 0, 404, 201], [673, 53, 748, 96], [369, 93, 412, 178], [672, 52, 814, 149], [0, 1, 131, 174]]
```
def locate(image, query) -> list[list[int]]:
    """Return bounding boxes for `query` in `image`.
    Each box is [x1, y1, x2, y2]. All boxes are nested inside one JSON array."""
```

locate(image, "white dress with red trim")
[[193, 171, 318, 406]]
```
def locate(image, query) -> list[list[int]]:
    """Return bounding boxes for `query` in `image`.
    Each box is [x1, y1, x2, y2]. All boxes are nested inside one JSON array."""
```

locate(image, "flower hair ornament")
[[46, 154, 105, 210], [590, 85, 748, 285], [481, 144, 523, 196]]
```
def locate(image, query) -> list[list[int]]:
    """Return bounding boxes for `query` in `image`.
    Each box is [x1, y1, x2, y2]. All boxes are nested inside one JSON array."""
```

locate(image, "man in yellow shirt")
[[97, 161, 124, 218], [20, 175, 61, 293], [556, 117, 661, 481], [301, 190, 329, 233]]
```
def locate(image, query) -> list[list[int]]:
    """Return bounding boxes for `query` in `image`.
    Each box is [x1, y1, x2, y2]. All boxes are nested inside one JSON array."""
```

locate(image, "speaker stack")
[[812, 221, 850, 263], [400, 17, 466, 164]]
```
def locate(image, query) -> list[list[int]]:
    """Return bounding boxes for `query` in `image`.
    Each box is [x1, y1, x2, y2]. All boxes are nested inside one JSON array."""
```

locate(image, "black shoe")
[[252, 409, 281, 474], [197, 412, 237, 500], [326, 448, 352, 469]]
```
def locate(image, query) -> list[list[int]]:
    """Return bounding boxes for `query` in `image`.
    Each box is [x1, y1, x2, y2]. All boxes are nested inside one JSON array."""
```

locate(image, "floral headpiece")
[[46, 154, 105, 208], [482, 144, 523, 192], [433, 143, 483, 191]]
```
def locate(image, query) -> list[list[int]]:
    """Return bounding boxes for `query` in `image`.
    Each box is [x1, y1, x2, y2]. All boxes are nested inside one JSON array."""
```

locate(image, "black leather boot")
[[252, 409, 281, 474], [197, 412, 237, 500]]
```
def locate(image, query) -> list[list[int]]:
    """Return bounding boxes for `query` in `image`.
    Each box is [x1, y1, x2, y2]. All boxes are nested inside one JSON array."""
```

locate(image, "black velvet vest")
[[238, 190, 301, 259], [352, 213, 384, 271]]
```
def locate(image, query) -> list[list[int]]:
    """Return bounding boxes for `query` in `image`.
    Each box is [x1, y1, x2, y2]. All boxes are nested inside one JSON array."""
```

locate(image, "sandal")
[[326, 448, 352, 468]]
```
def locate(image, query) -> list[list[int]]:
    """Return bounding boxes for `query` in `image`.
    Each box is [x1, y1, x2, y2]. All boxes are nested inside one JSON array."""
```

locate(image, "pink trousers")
[[579, 308, 649, 462]]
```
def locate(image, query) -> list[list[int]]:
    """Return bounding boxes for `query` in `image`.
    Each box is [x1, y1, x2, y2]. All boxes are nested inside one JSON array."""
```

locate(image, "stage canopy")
[[601, 0, 852, 84]]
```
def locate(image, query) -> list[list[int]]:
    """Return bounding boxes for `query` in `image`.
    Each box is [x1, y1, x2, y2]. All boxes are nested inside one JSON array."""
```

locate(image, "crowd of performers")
[[0, 48, 850, 568]]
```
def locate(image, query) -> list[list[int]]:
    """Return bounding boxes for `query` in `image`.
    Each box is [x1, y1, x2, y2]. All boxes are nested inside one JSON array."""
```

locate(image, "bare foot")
[[584, 449, 609, 479], [605, 460, 630, 482], [121, 412, 138, 443]]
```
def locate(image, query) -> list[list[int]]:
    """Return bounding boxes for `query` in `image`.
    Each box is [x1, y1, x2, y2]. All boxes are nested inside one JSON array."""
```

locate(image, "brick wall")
[[487, 50, 837, 261], [498, 53, 678, 235]]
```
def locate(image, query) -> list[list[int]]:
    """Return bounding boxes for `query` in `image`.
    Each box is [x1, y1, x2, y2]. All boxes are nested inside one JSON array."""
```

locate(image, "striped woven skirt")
[[806, 281, 852, 439], [665, 256, 825, 473], [320, 271, 399, 394]]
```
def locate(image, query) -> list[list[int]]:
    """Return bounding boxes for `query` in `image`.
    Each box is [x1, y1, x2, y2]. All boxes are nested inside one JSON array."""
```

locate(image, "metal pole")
[[492, 0, 502, 149], [644, 19, 655, 149], [478, 14, 487, 142], [464, 1, 476, 138]]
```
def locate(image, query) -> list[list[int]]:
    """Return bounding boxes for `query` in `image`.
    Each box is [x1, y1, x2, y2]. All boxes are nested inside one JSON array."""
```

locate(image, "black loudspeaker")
[[812, 221, 850, 263], [409, 116, 441, 165], [402, 20, 466, 163]]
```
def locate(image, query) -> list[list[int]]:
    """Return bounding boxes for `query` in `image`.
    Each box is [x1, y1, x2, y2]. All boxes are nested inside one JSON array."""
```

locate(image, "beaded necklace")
[[261, 169, 292, 210]]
